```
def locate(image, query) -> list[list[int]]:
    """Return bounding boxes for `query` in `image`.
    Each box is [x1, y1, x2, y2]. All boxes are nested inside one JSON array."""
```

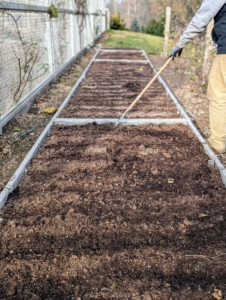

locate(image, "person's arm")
[[178, 0, 226, 48]]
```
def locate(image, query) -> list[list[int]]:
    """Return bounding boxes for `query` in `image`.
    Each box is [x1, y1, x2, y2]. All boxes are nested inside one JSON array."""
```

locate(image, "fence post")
[[86, 9, 93, 46], [163, 6, 171, 58], [84, 14, 87, 47], [105, 8, 110, 30], [100, 8, 102, 35], [70, 0, 75, 57], [88, 0, 94, 43], [0, 117, 2, 135], [50, 20, 56, 82]]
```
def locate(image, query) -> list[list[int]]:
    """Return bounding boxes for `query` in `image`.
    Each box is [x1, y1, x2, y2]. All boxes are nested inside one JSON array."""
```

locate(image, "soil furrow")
[[61, 62, 179, 119]]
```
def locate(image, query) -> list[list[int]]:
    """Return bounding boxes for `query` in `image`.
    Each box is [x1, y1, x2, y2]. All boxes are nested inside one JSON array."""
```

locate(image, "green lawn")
[[103, 30, 166, 55]]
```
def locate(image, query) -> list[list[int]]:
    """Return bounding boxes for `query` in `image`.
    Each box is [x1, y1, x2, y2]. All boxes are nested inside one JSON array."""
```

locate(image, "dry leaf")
[[36, 97, 45, 103], [198, 213, 208, 218], [151, 168, 158, 175], [143, 223, 148, 230], [139, 66, 144, 71], [183, 219, 192, 226], [82, 85, 96, 89], [44, 107, 57, 114], [212, 288, 222, 299], [110, 283, 117, 289], [212, 293, 221, 300], [168, 178, 174, 184], [163, 152, 171, 159]]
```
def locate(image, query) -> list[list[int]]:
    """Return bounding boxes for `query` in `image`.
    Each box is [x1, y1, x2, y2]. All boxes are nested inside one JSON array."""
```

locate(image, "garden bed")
[[1, 123, 226, 299], [61, 62, 179, 119]]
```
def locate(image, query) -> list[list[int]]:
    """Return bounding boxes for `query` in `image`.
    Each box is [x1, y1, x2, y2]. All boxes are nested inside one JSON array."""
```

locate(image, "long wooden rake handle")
[[115, 57, 172, 126]]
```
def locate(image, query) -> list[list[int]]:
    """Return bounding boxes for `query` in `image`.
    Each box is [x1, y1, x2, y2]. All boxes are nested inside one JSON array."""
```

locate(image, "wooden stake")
[[163, 7, 171, 58]]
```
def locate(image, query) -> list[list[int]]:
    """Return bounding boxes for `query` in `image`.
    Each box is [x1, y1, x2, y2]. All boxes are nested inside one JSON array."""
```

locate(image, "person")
[[170, 0, 226, 154]]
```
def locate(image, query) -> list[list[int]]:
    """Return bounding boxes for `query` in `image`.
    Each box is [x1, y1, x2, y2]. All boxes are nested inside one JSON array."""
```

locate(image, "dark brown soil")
[[1, 123, 226, 299], [97, 51, 146, 60], [61, 62, 179, 119]]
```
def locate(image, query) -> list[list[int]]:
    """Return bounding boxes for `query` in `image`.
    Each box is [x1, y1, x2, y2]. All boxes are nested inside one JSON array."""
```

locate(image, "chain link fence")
[[0, 0, 108, 131]]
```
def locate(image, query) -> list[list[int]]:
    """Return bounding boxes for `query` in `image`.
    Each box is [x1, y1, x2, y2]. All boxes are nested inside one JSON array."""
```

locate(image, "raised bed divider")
[[100, 49, 143, 53], [53, 118, 188, 126], [94, 59, 148, 64]]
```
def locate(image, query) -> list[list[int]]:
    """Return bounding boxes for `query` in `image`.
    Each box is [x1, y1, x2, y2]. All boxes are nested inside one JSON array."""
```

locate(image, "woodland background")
[[107, 0, 202, 28], [106, 0, 214, 86]]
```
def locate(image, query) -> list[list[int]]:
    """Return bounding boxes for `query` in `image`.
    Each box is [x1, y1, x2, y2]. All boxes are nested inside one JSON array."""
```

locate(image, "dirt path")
[[1, 123, 226, 299]]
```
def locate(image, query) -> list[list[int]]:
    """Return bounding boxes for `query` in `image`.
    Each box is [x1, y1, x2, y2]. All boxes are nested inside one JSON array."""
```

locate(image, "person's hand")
[[169, 46, 183, 60]]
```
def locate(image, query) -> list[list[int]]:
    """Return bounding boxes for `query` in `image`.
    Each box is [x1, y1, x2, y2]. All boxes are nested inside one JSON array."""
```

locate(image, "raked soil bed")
[[61, 62, 179, 119], [1, 123, 226, 299]]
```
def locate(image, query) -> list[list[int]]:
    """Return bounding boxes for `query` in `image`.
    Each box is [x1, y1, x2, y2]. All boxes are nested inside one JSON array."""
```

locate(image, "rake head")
[[114, 112, 127, 127]]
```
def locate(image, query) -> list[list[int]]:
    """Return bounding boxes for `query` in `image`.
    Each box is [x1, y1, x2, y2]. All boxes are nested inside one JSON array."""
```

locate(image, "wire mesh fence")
[[0, 0, 107, 125], [2, 0, 72, 9]]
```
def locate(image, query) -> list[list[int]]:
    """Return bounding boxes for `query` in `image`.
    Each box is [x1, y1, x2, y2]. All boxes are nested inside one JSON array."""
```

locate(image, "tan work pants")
[[207, 54, 226, 152]]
